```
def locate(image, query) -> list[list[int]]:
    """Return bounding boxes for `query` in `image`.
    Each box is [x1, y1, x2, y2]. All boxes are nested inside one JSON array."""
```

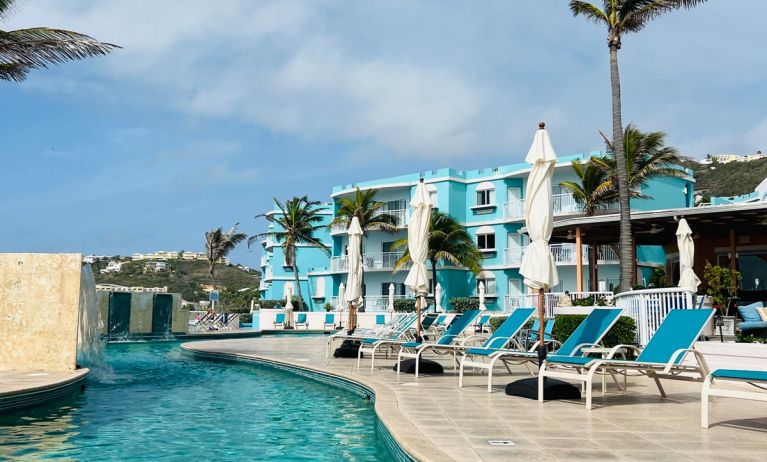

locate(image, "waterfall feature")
[[78, 265, 113, 381]]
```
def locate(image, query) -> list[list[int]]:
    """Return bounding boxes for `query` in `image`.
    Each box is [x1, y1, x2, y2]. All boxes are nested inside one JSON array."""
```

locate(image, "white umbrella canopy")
[[519, 123, 560, 292], [283, 282, 294, 328], [337, 282, 346, 311], [345, 217, 364, 331], [387, 283, 395, 313], [478, 282, 487, 311], [405, 179, 432, 338], [434, 283, 443, 313], [676, 218, 701, 293]]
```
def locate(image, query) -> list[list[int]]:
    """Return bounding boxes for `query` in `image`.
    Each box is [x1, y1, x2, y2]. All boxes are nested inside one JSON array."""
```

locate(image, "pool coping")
[[181, 342, 454, 462], [0, 368, 89, 413]]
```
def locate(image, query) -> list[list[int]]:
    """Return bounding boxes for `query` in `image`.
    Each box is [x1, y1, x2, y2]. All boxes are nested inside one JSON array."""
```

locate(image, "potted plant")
[[703, 262, 742, 341], [323, 303, 333, 312]]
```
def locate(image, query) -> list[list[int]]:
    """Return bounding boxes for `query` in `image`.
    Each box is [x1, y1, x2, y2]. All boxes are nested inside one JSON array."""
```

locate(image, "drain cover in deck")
[[487, 440, 515, 446]]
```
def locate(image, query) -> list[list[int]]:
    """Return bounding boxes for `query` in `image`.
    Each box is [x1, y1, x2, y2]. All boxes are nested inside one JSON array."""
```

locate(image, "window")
[[426, 184, 438, 208], [314, 278, 325, 298], [477, 271, 496, 295], [381, 282, 406, 296], [475, 182, 496, 207], [386, 199, 407, 211], [476, 226, 496, 252]]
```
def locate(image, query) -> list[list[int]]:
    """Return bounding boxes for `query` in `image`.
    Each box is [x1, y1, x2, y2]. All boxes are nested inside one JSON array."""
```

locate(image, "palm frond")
[[0, 62, 27, 81], [0, 0, 17, 18], [569, 1, 610, 25], [622, 0, 707, 32], [0, 28, 119, 80]]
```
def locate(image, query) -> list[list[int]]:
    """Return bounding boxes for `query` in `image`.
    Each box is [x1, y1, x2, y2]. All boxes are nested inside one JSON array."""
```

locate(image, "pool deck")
[[0, 368, 89, 413], [182, 336, 767, 462]]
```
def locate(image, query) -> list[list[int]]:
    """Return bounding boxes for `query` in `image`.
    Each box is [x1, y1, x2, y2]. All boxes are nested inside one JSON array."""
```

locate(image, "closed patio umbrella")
[[336, 282, 346, 328], [676, 218, 701, 293], [405, 178, 432, 341], [387, 283, 395, 313], [283, 283, 294, 329], [478, 281, 487, 311], [434, 283, 443, 313], [345, 217, 364, 334]]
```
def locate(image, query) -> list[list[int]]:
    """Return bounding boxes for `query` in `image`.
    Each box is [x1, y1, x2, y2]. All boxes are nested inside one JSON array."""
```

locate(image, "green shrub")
[[488, 316, 507, 331], [449, 297, 479, 313], [572, 295, 610, 307], [239, 313, 253, 323], [552, 314, 637, 348], [393, 298, 417, 312], [259, 297, 304, 310]]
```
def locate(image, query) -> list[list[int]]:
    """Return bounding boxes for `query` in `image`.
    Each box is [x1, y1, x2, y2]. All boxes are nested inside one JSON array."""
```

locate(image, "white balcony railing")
[[504, 244, 619, 267], [329, 295, 409, 312], [330, 209, 409, 234], [613, 287, 696, 346], [504, 193, 618, 219], [504, 291, 614, 317], [330, 252, 408, 272]]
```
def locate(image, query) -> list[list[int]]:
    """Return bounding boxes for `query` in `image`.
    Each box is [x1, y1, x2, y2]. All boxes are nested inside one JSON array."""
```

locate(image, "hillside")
[[93, 259, 261, 303], [683, 158, 767, 199]]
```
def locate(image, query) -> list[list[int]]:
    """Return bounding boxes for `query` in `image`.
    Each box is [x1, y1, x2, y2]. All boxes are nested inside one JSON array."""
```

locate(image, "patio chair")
[[375, 314, 387, 328], [295, 313, 308, 329], [430, 315, 447, 333], [325, 313, 417, 358], [521, 318, 555, 349], [539, 308, 714, 410], [475, 314, 492, 333], [360, 311, 480, 371], [323, 313, 336, 331], [701, 369, 767, 428], [398, 308, 534, 380], [273, 313, 286, 329], [459, 308, 623, 392]]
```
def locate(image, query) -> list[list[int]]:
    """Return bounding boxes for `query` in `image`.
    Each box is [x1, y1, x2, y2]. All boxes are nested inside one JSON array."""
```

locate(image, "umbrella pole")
[[347, 301, 355, 335], [537, 288, 547, 368], [416, 295, 422, 343]]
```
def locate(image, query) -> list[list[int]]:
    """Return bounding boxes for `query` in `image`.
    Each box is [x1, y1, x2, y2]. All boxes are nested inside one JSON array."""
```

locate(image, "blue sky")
[[1, 0, 765, 265]]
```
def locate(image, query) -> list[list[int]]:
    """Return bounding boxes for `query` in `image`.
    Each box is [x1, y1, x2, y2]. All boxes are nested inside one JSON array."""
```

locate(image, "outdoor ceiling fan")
[[636, 224, 664, 234]]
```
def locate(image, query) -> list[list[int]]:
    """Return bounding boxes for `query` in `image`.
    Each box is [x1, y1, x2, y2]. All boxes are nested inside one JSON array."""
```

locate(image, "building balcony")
[[504, 193, 617, 220], [504, 244, 619, 267], [330, 209, 409, 235], [330, 251, 409, 273], [329, 295, 409, 311]]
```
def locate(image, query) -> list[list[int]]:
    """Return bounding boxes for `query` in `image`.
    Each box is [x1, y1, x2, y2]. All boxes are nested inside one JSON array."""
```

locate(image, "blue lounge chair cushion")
[[297, 314, 307, 323], [401, 342, 422, 348], [361, 338, 381, 344], [737, 302, 764, 323], [739, 321, 767, 332], [711, 369, 767, 381], [376, 314, 386, 325], [464, 347, 495, 356], [636, 309, 714, 364]]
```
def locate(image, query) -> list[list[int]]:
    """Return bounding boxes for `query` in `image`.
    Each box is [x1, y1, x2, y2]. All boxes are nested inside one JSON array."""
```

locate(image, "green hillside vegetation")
[[93, 259, 260, 306], [683, 158, 767, 199]]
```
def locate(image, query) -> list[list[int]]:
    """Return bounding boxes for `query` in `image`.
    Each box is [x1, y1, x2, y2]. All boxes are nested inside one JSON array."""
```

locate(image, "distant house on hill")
[[143, 261, 170, 273], [100, 260, 124, 274]]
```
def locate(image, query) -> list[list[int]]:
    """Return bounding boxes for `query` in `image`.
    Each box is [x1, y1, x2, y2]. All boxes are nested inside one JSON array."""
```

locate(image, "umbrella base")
[[394, 358, 444, 375], [283, 326, 295, 330], [333, 340, 361, 358], [505, 377, 580, 401]]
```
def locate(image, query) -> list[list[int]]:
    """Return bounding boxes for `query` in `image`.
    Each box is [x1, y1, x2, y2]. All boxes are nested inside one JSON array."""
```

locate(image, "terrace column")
[[632, 244, 638, 287], [729, 229, 737, 271], [575, 227, 583, 292]]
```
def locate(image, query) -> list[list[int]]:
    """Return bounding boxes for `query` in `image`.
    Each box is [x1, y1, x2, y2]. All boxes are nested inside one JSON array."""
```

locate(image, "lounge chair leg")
[[487, 359, 494, 392], [586, 365, 600, 410], [356, 346, 363, 368], [396, 351, 402, 375], [370, 346, 377, 370], [652, 375, 667, 399], [415, 351, 420, 381], [701, 376, 712, 429], [458, 356, 466, 388]]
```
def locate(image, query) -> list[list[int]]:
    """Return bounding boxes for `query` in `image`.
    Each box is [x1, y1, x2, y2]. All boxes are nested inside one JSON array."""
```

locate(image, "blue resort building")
[[259, 152, 695, 311]]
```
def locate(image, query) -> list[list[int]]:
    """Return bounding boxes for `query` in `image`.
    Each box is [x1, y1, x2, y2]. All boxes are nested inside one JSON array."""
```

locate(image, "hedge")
[[258, 297, 305, 310], [552, 315, 637, 348], [449, 297, 479, 313], [488, 316, 507, 332], [393, 298, 417, 312]]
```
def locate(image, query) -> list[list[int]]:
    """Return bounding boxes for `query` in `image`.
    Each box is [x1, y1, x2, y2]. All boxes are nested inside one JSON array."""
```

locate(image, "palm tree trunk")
[[292, 263, 304, 311], [609, 38, 633, 293], [209, 263, 218, 313], [589, 244, 599, 292], [431, 258, 438, 309]]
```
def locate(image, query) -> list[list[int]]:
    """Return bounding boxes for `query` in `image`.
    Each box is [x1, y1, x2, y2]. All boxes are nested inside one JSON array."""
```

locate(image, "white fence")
[[330, 252, 408, 272], [328, 295, 409, 311], [504, 193, 618, 219], [613, 287, 696, 346], [331, 209, 409, 234], [504, 244, 619, 267], [504, 291, 614, 317]]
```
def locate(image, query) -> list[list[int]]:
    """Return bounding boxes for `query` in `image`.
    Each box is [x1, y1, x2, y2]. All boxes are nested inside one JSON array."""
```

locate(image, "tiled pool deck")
[[183, 336, 766, 462], [0, 368, 88, 413]]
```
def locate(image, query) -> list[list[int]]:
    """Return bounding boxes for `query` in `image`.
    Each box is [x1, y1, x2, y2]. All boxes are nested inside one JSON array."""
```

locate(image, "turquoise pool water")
[[0, 342, 395, 461]]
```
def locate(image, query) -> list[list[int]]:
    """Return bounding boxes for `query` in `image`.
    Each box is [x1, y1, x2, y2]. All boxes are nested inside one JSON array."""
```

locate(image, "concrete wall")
[[95, 291, 187, 336], [0, 253, 82, 372]]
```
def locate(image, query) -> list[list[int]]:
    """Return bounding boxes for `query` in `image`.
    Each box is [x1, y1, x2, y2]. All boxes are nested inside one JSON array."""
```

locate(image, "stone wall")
[[0, 253, 82, 372], [95, 291, 188, 336]]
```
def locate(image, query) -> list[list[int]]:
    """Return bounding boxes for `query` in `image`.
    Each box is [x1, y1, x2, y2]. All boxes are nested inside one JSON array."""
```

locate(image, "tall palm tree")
[[599, 124, 685, 194], [329, 187, 399, 305], [393, 210, 483, 297], [205, 224, 247, 310], [251, 196, 329, 311], [570, 0, 707, 291], [0, 0, 118, 82]]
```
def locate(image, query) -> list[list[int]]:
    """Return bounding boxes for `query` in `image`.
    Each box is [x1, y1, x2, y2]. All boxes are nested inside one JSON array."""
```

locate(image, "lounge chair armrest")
[[570, 343, 602, 357], [663, 348, 709, 375], [605, 344, 642, 359], [459, 335, 487, 346]]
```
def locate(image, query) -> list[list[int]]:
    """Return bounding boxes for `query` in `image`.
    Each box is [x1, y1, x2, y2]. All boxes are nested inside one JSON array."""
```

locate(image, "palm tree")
[[251, 196, 329, 311], [570, 0, 707, 291], [205, 224, 247, 310], [0, 0, 118, 82], [393, 210, 482, 298], [329, 187, 399, 306], [599, 124, 685, 194]]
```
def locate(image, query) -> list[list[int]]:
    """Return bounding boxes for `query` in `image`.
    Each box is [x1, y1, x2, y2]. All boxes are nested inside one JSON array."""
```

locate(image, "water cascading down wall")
[[95, 291, 187, 339]]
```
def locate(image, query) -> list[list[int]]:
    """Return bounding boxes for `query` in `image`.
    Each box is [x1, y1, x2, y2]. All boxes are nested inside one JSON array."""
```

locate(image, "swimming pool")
[[0, 342, 395, 461]]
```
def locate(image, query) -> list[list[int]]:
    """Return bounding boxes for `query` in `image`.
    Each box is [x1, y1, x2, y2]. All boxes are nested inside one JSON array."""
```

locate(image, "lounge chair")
[[701, 369, 767, 428], [356, 313, 445, 369], [358, 310, 479, 371], [295, 313, 308, 329], [522, 318, 555, 349], [475, 314, 492, 333], [399, 308, 534, 380], [430, 315, 447, 333], [460, 308, 623, 392], [323, 313, 336, 331], [273, 313, 286, 329], [539, 308, 714, 410], [375, 314, 387, 328], [325, 313, 417, 358]]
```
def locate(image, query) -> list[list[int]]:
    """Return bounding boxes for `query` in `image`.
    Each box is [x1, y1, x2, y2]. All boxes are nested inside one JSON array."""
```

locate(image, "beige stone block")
[[129, 292, 153, 334], [96, 291, 109, 335], [170, 294, 189, 333], [0, 253, 82, 372]]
